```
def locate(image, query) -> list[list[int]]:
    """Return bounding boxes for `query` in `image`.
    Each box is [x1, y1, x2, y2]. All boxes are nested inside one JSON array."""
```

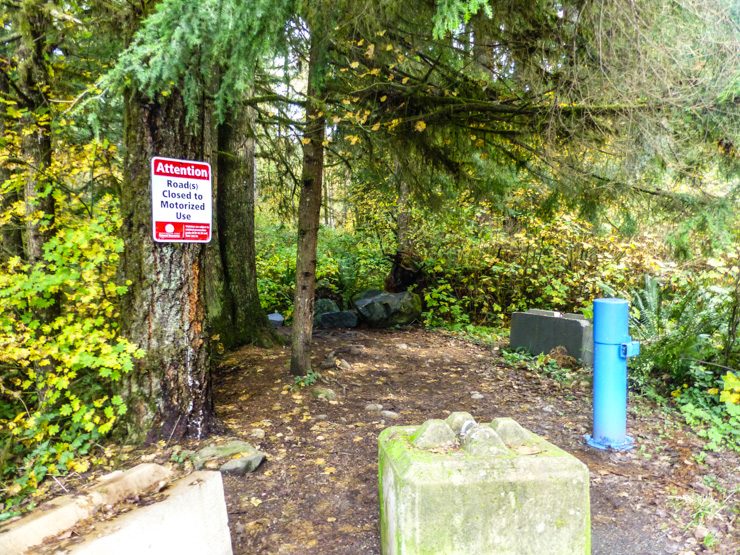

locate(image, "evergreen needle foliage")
[[103, 0, 297, 120]]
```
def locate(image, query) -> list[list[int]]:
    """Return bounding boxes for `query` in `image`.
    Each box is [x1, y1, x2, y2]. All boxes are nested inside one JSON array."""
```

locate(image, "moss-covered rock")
[[354, 291, 422, 327], [379, 416, 590, 554]]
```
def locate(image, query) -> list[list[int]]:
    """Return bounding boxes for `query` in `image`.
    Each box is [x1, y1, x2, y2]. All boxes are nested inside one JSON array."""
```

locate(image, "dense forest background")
[[0, 0, 738, 518]]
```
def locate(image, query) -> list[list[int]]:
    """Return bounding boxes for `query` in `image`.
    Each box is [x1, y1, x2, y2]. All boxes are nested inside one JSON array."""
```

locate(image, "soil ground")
[[213, 328, 739, 555]]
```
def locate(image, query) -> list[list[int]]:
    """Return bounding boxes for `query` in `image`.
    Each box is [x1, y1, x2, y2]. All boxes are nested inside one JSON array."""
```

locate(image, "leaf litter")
[[215, 328, 739, 555]]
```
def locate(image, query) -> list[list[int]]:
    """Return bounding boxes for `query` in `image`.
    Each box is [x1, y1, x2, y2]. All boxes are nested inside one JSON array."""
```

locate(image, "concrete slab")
[[70, 471, 232, 555], [0, 463, 172, 555]]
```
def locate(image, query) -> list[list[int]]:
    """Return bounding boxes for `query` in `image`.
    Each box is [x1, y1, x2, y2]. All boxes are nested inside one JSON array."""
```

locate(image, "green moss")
[[379, 419, 591, 554]]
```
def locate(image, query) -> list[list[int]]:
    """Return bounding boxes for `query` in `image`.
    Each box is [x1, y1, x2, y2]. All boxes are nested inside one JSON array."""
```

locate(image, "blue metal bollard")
[[586, 298, 640, 450]]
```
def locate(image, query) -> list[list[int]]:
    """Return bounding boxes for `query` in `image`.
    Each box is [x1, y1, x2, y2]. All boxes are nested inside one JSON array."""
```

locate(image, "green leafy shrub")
[[255, 222, 297, 315], [672, 370, 740, 452], [0, 196, 141, 517], [422, 280, 470, 327], [255, 218, 389, 316], [629, 249, 740, 451], [413, 191, 662, 327], [501, 349, 574, 383]]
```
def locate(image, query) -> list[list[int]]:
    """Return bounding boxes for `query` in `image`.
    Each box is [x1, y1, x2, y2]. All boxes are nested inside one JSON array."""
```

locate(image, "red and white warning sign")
[[151, 156, 212, 243]]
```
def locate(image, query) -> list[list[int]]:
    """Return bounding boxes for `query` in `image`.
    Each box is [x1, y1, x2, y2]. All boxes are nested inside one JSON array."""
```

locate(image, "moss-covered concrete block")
[[378, 416, 590, 555]]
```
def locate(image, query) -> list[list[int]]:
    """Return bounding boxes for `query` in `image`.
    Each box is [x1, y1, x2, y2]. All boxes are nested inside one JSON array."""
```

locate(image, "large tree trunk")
[[217, 104, 274, 347], [120, 88, 215, 442], [202, 123, 233, 351], [290, 33, 326, 376]]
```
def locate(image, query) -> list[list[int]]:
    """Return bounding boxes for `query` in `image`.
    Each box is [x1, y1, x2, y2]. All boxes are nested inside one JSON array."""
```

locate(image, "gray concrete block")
[[526, 309, 562, 317], [510, 310, 593, 365], [379, 417, 590, 554], [563, 313, 586, 320]]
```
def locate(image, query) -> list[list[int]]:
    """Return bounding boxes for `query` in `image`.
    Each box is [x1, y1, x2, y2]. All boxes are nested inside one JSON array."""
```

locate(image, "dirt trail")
[[214, 328, 739, 555]]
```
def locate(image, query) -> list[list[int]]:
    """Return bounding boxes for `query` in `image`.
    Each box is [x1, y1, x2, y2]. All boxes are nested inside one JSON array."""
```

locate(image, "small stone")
[[411, 419, 456, 450], [381, 410, 400, 420], [315, 414, 328, 420], [320, 351, 337, 369], [470, 392, 484, 400], [365, 403, 383, 412], [311, 387, 337, 401], [194, 440, 259, 469], [268, 312, 284, 327], [336, 358, 352, 372], [462, 425, 509, 456], [445, 412, 476, 435], [396, 343, 409, 350], [220, 452, 266, 476], [250, 428, 266, 440], [693, 524, 709, 540]]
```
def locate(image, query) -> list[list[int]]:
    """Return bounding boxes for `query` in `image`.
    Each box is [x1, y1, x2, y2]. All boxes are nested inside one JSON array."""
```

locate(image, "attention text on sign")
[[151, 157, 212, 243]]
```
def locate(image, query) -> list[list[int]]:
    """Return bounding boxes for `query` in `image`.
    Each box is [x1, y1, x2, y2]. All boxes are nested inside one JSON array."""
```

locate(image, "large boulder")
[[316, 310, 358, 329], [353, 290, 422, 328], [352, 289, 384, 303], [315, 298, 340, 313], [313, 298, 341, 325]]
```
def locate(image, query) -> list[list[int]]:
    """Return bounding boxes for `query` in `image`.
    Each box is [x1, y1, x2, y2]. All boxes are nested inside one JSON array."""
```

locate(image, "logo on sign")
[[151, 157, 212, 243]]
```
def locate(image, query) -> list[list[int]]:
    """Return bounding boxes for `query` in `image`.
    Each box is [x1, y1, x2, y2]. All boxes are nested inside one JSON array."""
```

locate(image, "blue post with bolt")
[[586, 298, 640, 450]]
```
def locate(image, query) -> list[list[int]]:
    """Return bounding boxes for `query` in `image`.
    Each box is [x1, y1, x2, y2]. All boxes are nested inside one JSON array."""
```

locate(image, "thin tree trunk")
[[0, 78, 23, 262], [396, 158, 412, 255], [385, 155, 422, 293], [16, 1, 54, 263], [323, 172, 330, 226], [291, 33, 326, 376], [21, 116, 53, 263], [120, 88, 215, 442], [0, 181, 22, 262], [14, 1, 57, 407], [217, 104, 275, 348]]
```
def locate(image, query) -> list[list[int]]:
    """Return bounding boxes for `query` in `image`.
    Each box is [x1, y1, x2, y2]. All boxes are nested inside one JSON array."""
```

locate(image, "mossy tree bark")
[[290, 32, 326, 376], [13, 1, 58, 405], [16, 0, 54, 264], [217, 104, 275, 348], [120, 88, 216, 442], [0, 77, 23, 262]]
